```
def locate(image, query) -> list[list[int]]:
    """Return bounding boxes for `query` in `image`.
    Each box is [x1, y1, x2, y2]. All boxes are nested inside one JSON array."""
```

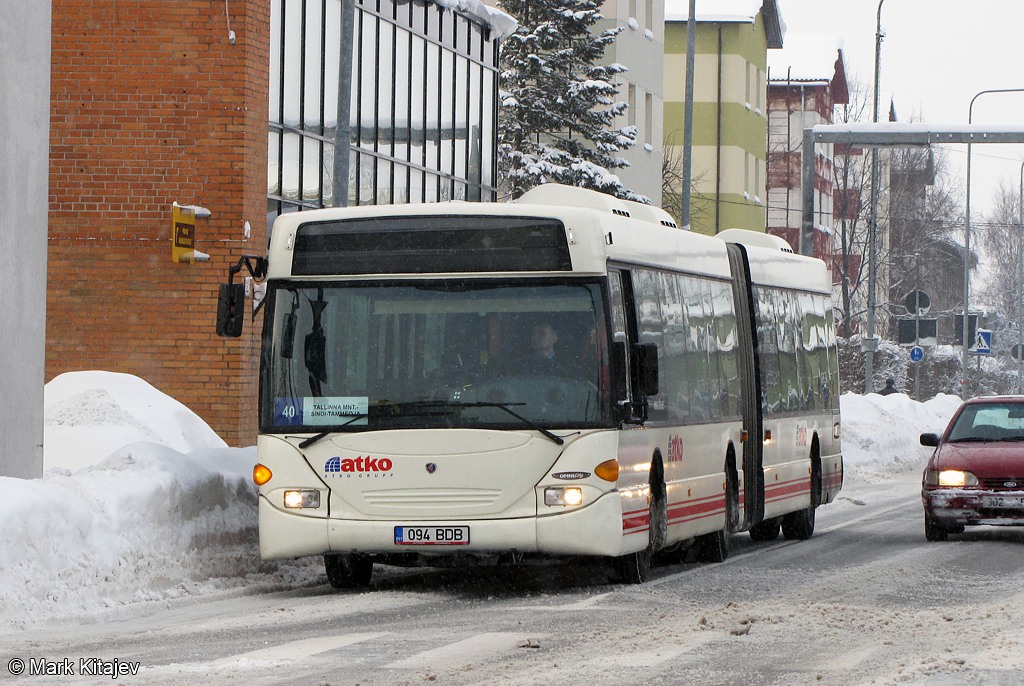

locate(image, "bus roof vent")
[[716, 228, 795, 253], [516, 183, 676, 228]]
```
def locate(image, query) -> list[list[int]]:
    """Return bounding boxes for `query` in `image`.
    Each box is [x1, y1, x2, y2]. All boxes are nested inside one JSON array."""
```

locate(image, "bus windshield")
[[259, 278, 611, 433]]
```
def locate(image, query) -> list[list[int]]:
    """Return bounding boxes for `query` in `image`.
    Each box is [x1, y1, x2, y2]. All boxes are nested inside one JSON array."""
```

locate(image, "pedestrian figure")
[[878, 378, 899, 396]]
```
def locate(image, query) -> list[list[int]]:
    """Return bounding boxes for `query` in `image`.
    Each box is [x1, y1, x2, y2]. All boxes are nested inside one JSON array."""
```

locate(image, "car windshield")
[[946, 402, 1024, 442], [259, 278, 611, 432]]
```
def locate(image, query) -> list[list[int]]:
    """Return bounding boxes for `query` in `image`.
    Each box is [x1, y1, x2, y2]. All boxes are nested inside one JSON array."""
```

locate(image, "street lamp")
[[962, 88, 1024, 391], [864, 0, 886, 394]]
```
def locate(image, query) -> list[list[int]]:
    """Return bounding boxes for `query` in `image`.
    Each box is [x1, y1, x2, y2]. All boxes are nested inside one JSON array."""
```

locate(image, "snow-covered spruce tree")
[[496, 0, 647, 202]]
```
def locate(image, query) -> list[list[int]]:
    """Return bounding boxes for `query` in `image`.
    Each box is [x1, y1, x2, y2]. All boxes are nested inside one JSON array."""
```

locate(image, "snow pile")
[[44, 371, 226, 471], [840, 391, 962, 484], [0, 372, 964, 629], [0, 372, 316, 630]]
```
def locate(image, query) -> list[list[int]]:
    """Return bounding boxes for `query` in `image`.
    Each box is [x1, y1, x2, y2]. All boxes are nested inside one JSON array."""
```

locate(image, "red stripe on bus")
[[765, 477, 810, 502], [622, 507, 649, 533], [667, 496, 725, 525]]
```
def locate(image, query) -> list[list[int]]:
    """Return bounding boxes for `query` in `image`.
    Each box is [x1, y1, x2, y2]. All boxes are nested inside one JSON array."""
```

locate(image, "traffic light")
[[952, 313, 979, 346]]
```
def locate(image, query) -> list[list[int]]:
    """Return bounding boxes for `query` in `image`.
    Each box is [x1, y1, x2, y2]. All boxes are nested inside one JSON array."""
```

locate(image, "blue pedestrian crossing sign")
[[971, 329, 992, 355], [910, 345, 924, 363]]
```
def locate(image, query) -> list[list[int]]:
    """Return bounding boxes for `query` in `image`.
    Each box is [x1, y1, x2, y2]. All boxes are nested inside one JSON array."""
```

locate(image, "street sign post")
[[904, 290, 931, 316], [971, 329, 992, 355]]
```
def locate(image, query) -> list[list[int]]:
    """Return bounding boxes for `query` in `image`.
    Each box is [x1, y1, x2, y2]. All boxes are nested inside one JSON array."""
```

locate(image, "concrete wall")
[[0, 0, 50, 478], [664, 17, 770, 234], [596, 0, 665, 206]]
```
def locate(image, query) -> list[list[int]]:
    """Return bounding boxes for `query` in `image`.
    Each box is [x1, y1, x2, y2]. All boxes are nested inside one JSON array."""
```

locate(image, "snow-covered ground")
[[0, 372, 963, 630]]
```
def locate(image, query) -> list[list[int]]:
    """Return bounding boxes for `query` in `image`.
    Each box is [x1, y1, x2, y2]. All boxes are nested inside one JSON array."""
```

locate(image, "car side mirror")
[[920, 432, 940, 447], [216, 282, 245, 337]]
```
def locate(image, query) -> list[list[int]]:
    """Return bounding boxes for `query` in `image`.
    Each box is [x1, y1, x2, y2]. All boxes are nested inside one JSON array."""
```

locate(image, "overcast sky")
[[778, 0, 1024, 217]]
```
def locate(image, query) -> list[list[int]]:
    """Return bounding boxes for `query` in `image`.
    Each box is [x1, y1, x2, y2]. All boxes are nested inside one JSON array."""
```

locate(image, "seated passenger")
[[514, 321, 569, 376]]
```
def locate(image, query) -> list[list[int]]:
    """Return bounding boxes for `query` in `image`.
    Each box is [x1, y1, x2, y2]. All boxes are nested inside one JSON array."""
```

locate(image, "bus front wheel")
[[615, 461, 666, 584], [324, 553, 373, 588]]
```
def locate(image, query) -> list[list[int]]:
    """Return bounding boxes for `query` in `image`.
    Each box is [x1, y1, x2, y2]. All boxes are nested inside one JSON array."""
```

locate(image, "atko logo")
[[325, 455, 394, 478]]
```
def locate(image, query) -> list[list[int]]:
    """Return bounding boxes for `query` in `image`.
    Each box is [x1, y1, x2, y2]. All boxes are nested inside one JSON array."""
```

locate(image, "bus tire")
[[324, 553, 373, 588], [782, 455, 820, 540], [748, 517, 781, 541], [694, 461, 737, 563], [615, 459, 666, 584]]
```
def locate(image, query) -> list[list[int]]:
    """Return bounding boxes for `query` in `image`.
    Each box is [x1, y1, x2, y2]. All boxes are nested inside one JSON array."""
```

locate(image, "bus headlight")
[[283, 489, 321, 509], [545, 487, 583, 507]]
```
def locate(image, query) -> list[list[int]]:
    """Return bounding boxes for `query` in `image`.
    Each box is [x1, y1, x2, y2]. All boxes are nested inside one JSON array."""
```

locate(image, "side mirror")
[[919, 433, 940, 447], [216, 282, 245, 337], [305, 328, 327, 383], [634, 342, 659, 397], [216, 254, 269, 338], [281, 311, 297, 359]]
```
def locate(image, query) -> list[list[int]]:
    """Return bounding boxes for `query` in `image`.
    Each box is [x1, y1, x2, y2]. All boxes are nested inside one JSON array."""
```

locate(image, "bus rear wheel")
[[781, 503, 815, 540], [324, 553, 373, 588], [748, 517, 781, 541], [694, 463, 737, 563], [782, 457, 820, 540]]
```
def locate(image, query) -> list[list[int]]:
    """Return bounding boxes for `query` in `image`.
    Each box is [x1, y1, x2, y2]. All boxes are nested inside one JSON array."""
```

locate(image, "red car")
[[920, 396, 1024, 541]]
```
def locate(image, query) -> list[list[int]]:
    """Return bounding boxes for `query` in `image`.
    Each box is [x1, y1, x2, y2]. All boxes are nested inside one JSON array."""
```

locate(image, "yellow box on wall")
[[171, 203, 211, 263]]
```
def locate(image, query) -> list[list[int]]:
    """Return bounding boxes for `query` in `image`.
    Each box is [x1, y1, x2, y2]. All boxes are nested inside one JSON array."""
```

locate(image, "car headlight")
[[925, 469, 979, 487]]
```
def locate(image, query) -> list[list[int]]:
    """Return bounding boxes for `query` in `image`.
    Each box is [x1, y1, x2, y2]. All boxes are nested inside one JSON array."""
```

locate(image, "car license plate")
[[983, 496, 1024, 508], [394, 526, 470, 545]]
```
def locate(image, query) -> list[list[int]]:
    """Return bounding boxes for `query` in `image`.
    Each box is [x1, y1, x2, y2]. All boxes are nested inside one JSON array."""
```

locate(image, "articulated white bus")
[[217, 184, 842, 586]]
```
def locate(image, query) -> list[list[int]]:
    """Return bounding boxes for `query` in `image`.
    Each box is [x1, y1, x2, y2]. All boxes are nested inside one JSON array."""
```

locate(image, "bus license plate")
[[394, 526, 470, 545], [983, 496, 1024, 508]]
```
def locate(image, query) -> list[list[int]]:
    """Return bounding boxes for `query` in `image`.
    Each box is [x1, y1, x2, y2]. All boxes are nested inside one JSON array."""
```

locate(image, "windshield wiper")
[[297, 413, 369, 449], [396, 400, 565, 445], [296, 401, 566, 449], [948, 436, 997, 443]]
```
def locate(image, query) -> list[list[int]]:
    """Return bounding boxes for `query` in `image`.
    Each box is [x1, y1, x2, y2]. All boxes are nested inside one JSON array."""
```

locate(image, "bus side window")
[[607, 271, 632, 409]]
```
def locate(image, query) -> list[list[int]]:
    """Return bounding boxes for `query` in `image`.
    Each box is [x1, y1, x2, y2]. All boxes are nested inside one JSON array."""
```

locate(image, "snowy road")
[[4, 476, 1024, 686]]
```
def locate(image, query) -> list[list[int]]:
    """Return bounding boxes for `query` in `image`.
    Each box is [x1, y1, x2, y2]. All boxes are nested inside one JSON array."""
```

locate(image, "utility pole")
[[680, 0, 696, 230], [864, 0, 886, 394], [332, 0, 356, 208]]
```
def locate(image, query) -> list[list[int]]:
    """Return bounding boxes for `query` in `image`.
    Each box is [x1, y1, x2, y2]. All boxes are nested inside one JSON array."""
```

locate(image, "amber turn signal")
[[594, 459, 619, 482], [253, 463, 273, 486]]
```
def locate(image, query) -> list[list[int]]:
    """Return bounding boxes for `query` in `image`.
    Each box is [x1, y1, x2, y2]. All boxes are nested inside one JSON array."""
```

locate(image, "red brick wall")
[[48, 0, 270, 445]]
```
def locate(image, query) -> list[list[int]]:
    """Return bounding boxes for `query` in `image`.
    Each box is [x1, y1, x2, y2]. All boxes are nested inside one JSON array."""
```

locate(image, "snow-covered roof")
[[433, 0, 518, 40], [768, 35, 844, 84], [664, 0, 784, 49], [665, 0, 760, 23], [768, 34, 848, 103]]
